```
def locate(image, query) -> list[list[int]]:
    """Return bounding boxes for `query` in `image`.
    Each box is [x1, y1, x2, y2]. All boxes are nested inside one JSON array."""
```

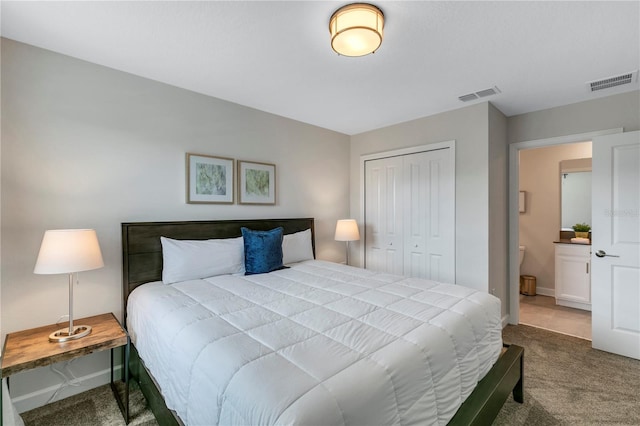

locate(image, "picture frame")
[[186, 153, 234, 204], [237, 160, 276, 205]]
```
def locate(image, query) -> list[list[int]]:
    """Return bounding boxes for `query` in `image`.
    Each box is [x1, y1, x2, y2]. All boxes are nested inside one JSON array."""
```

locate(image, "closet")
[[364, 145, 455, 283]]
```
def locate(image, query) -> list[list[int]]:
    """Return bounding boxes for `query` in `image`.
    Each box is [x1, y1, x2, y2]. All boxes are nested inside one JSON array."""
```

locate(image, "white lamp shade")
[[335, 219, 361, 242], [34, 229, 104, 274]]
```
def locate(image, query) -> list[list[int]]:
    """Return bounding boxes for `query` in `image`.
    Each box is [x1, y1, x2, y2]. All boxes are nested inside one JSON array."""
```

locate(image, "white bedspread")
[[127, 260, 502, 426]]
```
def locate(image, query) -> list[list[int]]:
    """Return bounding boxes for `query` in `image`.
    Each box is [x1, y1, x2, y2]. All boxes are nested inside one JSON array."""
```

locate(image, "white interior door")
[[592, 130, 640, 360]]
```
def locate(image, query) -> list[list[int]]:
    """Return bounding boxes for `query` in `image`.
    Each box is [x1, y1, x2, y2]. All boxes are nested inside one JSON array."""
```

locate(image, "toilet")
[[519, 245, 525, 268]]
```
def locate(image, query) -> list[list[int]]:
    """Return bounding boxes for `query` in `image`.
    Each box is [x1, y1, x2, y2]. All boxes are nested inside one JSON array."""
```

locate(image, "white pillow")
[[282, 229, 314, 265], [160, 236, 244, 284]]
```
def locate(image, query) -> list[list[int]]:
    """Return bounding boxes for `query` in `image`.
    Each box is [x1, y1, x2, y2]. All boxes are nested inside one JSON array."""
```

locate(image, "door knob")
[[595, 250, 619, 258]]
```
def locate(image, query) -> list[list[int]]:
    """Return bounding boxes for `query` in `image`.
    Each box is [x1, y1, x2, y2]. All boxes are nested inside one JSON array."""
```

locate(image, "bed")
[[122, 218, 523, 425]]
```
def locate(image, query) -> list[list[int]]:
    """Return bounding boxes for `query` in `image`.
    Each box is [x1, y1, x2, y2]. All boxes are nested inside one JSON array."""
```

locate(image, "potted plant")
[[572, 222, 591, 239]]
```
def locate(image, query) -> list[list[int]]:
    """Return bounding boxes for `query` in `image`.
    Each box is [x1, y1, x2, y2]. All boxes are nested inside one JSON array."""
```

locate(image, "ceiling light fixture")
[[329, 3, 384, 57]]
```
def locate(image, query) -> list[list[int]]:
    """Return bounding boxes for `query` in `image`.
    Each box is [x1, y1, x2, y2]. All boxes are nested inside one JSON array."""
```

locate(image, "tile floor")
[[519, 294, 592, 340]]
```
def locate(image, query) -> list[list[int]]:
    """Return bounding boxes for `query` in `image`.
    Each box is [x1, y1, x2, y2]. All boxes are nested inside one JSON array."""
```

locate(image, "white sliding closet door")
[[365, 147, 455, 282], [404, 149, 455, 282], [365, 155, 404, 275]]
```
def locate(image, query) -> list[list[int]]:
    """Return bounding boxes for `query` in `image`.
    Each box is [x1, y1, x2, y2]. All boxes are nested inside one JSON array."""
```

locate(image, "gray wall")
[[508, 91, 640, 142], [350, 103, 496, 295], [2, 35, 639, 412], [488, 104, 509, 314], [349, 90, 639, 326], [508, 90, 639, 322], [1, 38, 350, 410]]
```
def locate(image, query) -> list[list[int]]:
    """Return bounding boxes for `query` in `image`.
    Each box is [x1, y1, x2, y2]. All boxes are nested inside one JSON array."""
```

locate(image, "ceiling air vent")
[[458, 86, 501, 102], [476, 87, 500, 98], [458, 93, 479, 102], [588, 71, 638, 92]]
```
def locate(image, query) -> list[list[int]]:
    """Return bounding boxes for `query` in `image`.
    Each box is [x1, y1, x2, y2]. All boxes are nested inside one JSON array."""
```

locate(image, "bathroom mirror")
[[560, 158, 592, 230]]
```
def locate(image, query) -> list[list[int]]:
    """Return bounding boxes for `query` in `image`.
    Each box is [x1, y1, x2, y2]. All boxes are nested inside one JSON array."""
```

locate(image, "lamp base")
[[49, 325, 92, 342]]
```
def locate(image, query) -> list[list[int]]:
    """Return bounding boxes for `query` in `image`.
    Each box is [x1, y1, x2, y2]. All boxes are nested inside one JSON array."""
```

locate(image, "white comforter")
[[127, 260, 502, 426]]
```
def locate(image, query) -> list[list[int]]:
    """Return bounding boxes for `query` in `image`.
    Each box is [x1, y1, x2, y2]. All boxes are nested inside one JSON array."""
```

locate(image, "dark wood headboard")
[[122, 218, 315, 315]]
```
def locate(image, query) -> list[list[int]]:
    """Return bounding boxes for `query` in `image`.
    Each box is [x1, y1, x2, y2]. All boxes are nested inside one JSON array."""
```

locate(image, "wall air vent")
[[588, 71, 638, 92], [458, 86, 501, 102]]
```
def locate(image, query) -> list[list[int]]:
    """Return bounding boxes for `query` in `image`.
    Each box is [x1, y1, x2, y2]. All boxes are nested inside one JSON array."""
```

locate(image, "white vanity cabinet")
[[555, 243, 591, 311]]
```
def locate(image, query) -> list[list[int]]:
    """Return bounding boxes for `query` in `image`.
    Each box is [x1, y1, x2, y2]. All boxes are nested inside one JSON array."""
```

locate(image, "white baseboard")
[[13, 364, 123, 413], [501, 315, 510, 328], [533, 286, 555, 297], [556, 298, 591, 311]]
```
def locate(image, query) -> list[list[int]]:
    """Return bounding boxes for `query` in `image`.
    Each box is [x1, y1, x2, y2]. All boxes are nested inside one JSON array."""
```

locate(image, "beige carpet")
[[20, 325, 640, 425], [20, 380, 157, 426], [495, 324, 640, 425]]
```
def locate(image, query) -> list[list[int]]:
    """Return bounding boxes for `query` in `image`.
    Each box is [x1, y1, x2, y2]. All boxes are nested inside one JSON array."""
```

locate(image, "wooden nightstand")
[[1, 313, 130, 424]]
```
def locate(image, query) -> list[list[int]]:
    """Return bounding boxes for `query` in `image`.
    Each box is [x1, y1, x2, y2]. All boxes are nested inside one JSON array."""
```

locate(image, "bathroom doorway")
[[508, 128, 623, 338], [518, 142, 593, 339]]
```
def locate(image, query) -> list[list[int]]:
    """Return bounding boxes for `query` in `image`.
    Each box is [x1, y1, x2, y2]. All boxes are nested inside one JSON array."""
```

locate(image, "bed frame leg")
[[513, 349, 524, 403]]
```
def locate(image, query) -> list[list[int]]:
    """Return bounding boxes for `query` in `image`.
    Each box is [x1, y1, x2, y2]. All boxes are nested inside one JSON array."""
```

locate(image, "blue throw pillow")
[[241, 227, 286, 275]]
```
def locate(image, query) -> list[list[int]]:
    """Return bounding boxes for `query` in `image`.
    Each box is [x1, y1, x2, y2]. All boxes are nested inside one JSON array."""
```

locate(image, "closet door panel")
[[365, 162, 383, 271], [384, 160, 404, 275], [404, 153, 428, 278], [365, 157, 403, 273], [424, 148, 455, 284], [426, 153, 443, 281], [428, 254, 442, 282]]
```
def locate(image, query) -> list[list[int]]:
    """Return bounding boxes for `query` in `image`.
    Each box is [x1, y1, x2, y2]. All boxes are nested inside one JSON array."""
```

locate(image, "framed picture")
[[186, 153, 234, 204], [238, 160, 276, 205]]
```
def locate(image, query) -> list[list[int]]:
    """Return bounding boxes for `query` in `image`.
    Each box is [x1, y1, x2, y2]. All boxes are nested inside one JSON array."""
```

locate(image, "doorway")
[[508, 128, 623, 327], [517, 142, 593, 339]]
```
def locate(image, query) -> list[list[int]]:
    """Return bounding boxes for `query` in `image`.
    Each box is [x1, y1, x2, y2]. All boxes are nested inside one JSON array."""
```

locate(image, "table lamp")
[[34, 229, 104, 342], [334, 219, 360, 265]]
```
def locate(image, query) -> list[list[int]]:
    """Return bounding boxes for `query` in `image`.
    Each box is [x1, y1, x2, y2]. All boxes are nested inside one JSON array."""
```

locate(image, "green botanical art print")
[[196, 162, 226, 195], [245, 168, 270, 196]]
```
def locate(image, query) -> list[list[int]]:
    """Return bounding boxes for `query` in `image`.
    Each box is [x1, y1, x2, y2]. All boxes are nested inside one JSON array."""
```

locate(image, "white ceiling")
[[2, 1, 639, 135]]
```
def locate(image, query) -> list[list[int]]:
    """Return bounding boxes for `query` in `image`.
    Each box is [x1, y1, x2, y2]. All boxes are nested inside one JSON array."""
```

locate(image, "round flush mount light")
[[329, 3, 384, 57]]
